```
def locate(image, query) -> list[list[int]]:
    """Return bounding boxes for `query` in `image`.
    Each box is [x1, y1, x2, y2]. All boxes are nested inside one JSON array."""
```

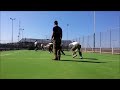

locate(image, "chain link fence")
[[72, 28, 120, 54]]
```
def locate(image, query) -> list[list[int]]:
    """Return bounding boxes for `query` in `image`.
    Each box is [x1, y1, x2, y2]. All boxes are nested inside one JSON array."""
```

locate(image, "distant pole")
[[110, 29, 111, 48], [10, 18, 16, 43], [79, 37, 80, 44], [83, 35, 84, 49], [100, 32, 101, 48], [93, 11, 96, 52], [87, 35, 89, 48], [21, 29, 24, 39], [67, 24, 69, 50], [18, 35, 19, 42], [18, 20, 21, 42]]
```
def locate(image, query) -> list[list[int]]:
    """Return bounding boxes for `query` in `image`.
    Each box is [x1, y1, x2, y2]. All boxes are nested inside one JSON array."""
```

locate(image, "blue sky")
[[0, 11, 120, 44]]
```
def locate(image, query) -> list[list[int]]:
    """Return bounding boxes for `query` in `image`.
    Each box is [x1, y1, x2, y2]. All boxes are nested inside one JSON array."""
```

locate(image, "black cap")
[[54, 21, 58, 25]]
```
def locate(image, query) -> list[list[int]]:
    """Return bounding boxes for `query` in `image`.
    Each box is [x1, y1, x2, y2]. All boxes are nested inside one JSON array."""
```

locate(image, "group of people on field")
[[34, 20, 83, 60]]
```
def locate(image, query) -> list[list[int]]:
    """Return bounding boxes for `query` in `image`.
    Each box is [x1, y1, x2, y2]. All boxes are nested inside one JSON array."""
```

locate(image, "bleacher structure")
[[0, 38, 72, 51]]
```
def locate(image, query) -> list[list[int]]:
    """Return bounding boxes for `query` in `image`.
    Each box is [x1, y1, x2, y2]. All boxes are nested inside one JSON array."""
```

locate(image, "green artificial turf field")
[[0, 50, 120, 79]]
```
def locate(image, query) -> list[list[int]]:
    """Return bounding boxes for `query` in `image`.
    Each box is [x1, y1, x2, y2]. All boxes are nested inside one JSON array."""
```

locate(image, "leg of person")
[[61, 50, 65, 55], [50, 45, 53, 53], [42, 46, 44, 50], [72, 50, 77, 58], [78, 45, 83, 59], [71, 45, 77, 58], [52, 47, 53, 52], [36, 45, 38, 51], [50, 47, 53, 53], [48, 46, 51, 53], [72, 50, 76, 55], [49, 48, 51, 53], [53, 41, 58, 60], [57, 49, 61, 60], [56, 41, 61, 60], [35, 46, 37, 51], [51, 44, 53, 53], [60, 46, 65, 55]]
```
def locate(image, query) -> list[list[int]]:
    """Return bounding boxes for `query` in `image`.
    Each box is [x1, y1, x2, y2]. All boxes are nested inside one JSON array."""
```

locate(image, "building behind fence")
[[0, 38, 72, 51]]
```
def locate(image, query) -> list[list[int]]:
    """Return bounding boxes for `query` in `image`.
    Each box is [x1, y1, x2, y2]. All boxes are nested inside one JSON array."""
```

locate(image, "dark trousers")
[[53, 40, 61, 60]]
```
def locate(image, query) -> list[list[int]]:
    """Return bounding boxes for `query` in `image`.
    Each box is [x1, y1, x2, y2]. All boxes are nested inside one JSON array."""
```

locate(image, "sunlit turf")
[[0, 50, 120, 79]]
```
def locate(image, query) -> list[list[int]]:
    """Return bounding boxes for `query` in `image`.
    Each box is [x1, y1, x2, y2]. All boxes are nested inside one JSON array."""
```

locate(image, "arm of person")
[[51, 27, 55, 42]]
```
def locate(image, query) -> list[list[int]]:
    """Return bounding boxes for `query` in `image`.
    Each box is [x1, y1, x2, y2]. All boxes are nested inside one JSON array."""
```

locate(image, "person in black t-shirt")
[[51, 21, 62, 60]]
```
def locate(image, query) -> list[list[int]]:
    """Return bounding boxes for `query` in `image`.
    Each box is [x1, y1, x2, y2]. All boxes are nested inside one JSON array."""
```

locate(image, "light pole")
[[10, 18, 16, 43], [21, 28, 24, 39], [67, 24, 69, 50], [18, 20, 21, 42], [18, 35, 19, 42], [93, 11, 96, 52], [18, 28, 24, 40], [18, 21, 24, 41]]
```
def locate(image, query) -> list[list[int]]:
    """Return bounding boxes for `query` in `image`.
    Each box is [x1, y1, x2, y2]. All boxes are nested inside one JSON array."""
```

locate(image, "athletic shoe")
[[52, 58, 58, 60], [80, 57, 83, 59]]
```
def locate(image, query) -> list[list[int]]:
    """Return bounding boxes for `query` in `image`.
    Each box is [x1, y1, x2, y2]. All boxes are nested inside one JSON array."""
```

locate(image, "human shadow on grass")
[[60, 59, 106, 63], [76, 57, 98, 60]]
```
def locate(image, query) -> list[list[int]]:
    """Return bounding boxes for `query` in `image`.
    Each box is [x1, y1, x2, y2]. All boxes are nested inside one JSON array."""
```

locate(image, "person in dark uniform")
[[51, 20, 62, 60]]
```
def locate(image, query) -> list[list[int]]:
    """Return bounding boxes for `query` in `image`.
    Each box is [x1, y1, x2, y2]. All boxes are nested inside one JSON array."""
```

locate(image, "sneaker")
[[73, 54, 77, 58], [80, 57, 83, 59]]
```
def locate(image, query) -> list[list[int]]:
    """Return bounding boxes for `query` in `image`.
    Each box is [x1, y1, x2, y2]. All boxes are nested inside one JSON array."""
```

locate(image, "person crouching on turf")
[[41, 43, 44, 50], [69, 41, 83, 59], [46, 42, 53, 53]]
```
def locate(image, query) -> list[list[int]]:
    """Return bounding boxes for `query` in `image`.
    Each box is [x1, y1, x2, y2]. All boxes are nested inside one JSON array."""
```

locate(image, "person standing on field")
[[51, 20, 62, 60]]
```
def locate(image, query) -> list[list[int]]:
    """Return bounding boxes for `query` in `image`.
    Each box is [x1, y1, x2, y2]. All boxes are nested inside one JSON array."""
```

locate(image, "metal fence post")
[[110, 29, 111, 48]]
